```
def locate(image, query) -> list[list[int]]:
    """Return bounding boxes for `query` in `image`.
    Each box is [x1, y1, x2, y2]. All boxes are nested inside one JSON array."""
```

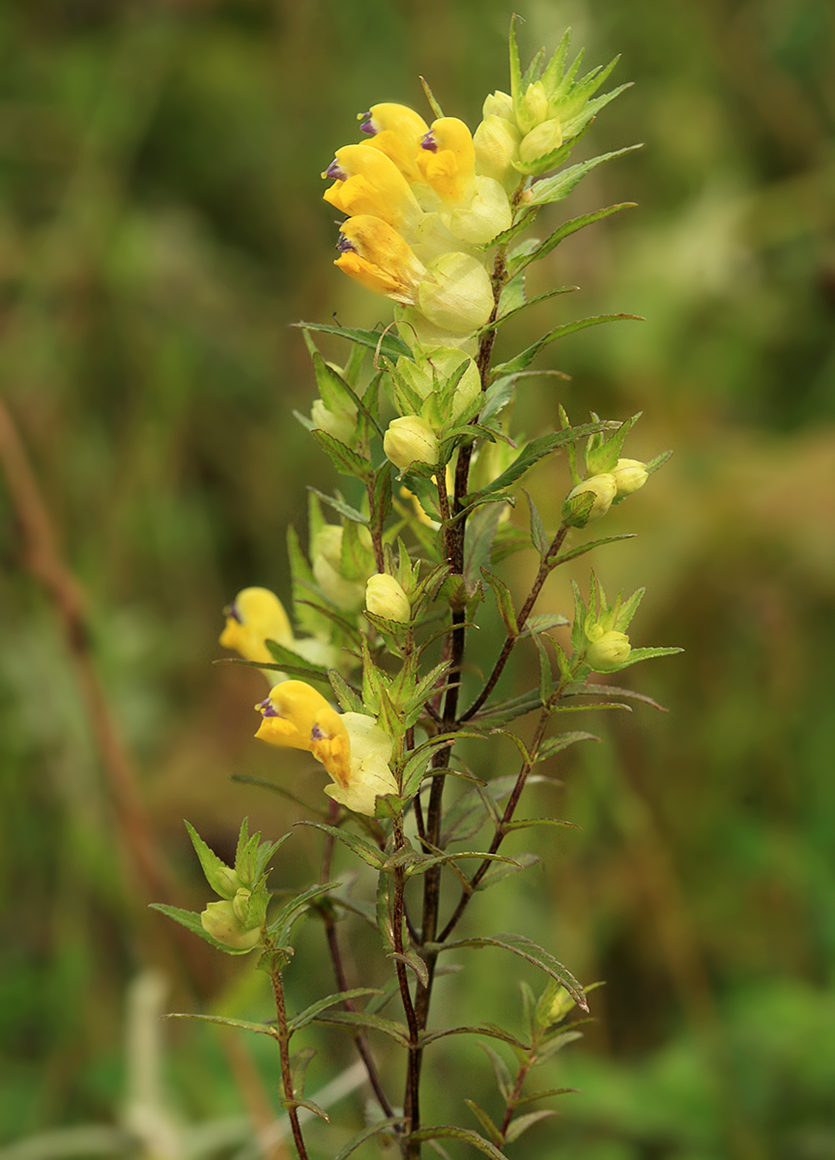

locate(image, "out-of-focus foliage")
[[1, 0, 833, 1157]]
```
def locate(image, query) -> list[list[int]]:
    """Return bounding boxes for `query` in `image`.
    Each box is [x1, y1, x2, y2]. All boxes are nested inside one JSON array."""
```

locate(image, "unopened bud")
[[518, 81, 549, 132], [586, 630, 631, 673], [482, 90, 514, 120], [384, 416, 439, 472], [201, 900, 262, 950], [418, 252, 494, 334], [612, 458, 648, 497], [366, 573, 411, 623], [562, 473, 617, 527], [547, 985, 577, 1024], [474, 116, 521, 189], [518, 118, 564, 169]]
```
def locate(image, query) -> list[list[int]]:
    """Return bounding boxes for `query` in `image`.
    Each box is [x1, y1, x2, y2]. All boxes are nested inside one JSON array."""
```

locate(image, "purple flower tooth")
[[359, 112, 375, 135], [420, 130, 438, 152], [325, 159, 347, 181]]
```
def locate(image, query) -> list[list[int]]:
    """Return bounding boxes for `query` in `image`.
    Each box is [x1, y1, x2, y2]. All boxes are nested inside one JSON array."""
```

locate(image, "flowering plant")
[[155, 20, 678, 1159]]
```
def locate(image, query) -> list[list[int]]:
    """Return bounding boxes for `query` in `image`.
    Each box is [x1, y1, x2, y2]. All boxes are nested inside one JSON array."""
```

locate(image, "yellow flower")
[[323, 144, 422, 230], [255, 681, 397, 815], [201, 899, 262, 951], [383, 415, 439, 472], [417, 118, 476, 205], [359, 103, 429, 183], [220, 587, 293, 664], [335, 216, 427, 306], [586, 629, 631, 673], [255, 680, 352, 784]]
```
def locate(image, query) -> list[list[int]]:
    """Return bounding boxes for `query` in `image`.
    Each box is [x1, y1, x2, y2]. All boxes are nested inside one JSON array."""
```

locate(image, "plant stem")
[[269, 963, 310, 1160], [461, 524, 569, 721]]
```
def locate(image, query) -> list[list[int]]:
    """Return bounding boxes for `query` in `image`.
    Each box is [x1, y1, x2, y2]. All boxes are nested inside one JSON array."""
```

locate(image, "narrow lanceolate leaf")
[[480, 1042, 513, 1102], [475, 852, 542, 890], [504, 1109, 556, 1144], [269, 881, 339, 943], [307, 487, 368, 525], [264, 639, 331, 681], [288, 989, 382, 1033], [549, 532, 636, 566], [465, 1101, 503, 1147], [468, 421, 615, 501], [149, 904, 256, 956], [508, 203, 636, 278], [283, 1097, 329, 1122], [296, 822, 387, 870], [328, 669, 365, 714], [535, 730, 599, 764], [527, 145, 642, 207], [409, 1124, 507, 1159], [514, 1086, 578, 1109], [617, 645, 684, 668], [164, 1012, 278, 1038], [294, 321, 412, 361], [492, 314, 641, 378], [482, 569, 518, 638], [523, 489, 551, 557], [470, 689, 543, 727], [463, 503, 505, 587], [434, 933, 588, 1011], [312, 1009, 410, 1046], [331, 1118, 409, 1160]]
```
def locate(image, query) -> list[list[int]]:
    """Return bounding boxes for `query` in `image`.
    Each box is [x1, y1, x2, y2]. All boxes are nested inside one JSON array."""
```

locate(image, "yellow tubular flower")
[[416, 118, 476, 205], [359, 103, 431, 183], [324, 714, 397, 816], [359, 103, 429, 183], [335, 216, 426, 305], [323, 144, 422, 230], [220, 587, 293, 664], [255, 681, 351, 785], [255, 683, 396, 814]]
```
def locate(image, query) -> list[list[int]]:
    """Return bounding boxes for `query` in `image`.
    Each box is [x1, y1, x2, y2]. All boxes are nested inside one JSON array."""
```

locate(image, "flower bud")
[[384, 416, 439, 472], [517, 81, 549, 132], [311, 398, 358, 446], [474, 116, 521, 190], [482, 90, 514, 120], [547, 985, 577, 1025], [418, 252, 493, 334], [586, 629, 631, 673], [312, 525, 366, 611], [201, 900, 262, 951], [518, 118, 564, 169], [612, 458, 648, 497], [366, 573, 411, 623], [562, 473, 617, 527]]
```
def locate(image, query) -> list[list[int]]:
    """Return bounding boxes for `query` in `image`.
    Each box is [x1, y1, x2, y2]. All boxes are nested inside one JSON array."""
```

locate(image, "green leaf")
[[297, 821, 387, 869], [549, 532, 636, 566], [480, 1042, 513, 1102], [467, 421, 614, 501], [283, 1097, 329, 1122], [307, 487, 368, 525], [164, 1012, 278, 1038], [536, 730, 599, 763], [295, 321, 412, 361], [402, 850, 521, 879], [464, 1101, 503, 1147], [332, 1118, 409, 1160], [504, 1109, 556, 1144], [492, 314, 641, 378], [264, 639, 331, 682], [533, 631, 553, 705], [476, 852, 541, 890], [482, 569, 518, 639], [435, 933, 588, 1011], [469, 690, 543, 727], [617, 645, 684, 668], [312, 1009, 410, 1046], [269, 881, 339, 943], [527, 145, 641, 206], [514, 1086, 577, 1109], [149, 904, 256, 955], [288, 989, 383, 1033], [328, 669, 365, 714], [410, 1124, 507, 1160], [522, 489, 550, 557], [508, 204, 635, 279]]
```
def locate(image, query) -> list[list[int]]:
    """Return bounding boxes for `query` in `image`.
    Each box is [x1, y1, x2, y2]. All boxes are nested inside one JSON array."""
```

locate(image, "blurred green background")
[[1, 0, 834, 1157]]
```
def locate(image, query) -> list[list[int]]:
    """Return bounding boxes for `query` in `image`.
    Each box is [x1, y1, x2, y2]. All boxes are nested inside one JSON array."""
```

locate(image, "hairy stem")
[[269, 965, 310, 1160]]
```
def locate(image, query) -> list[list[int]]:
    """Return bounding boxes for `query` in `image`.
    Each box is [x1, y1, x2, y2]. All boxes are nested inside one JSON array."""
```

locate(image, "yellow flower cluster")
[[323, 103, 517, 345]]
